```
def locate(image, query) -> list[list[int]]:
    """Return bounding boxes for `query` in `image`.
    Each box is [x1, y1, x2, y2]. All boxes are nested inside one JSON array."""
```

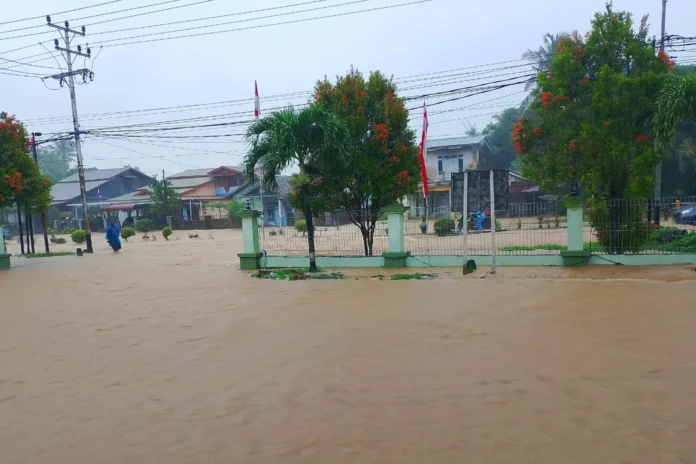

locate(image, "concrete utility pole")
[[654, 0, 667, 225], [45, 16, 94, 252]]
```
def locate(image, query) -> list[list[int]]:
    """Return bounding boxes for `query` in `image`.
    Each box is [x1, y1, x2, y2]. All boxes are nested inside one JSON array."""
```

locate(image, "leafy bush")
[[71, 229, 86, 244], [134, 219, 152, 233], [295, 219, 307, 235], [120, 227, 136, 241], [434, 217, 455, 236], [162, 227, 173, 240], [53, 237, 66, 244], [590, 203, 650, 254]]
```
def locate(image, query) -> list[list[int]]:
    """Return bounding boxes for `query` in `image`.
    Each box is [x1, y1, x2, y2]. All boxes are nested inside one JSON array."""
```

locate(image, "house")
[[52, 167, 152, 218], [230, 175, 293, 227], [101, 166, 248, 228], [407, 135, 493, 217]]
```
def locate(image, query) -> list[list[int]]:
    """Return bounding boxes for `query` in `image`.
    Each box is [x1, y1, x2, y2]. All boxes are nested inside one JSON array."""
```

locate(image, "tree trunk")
[[302, 185, 318, 272]]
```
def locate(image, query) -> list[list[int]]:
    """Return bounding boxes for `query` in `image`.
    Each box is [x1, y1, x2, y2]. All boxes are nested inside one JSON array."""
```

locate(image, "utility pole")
[[654, 0, 667, 225], [46, 16, 94, 252], [31, 132, 50, 254]]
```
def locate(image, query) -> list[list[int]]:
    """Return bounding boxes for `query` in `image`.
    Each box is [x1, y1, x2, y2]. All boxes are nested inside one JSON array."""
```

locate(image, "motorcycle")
[[456, 210, 491, 232]]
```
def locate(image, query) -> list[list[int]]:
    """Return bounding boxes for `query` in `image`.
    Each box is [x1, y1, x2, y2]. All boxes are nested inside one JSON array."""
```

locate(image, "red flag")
[[254, 81, 260, 119], [418, 102, 429, 197]]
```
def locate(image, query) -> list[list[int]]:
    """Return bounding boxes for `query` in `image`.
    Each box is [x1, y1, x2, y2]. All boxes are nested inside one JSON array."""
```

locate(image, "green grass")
[[251, 269, 343, 280], [21, 252, 75, 259], [390, 273, 438, 280], [499, 242, 603, 252]]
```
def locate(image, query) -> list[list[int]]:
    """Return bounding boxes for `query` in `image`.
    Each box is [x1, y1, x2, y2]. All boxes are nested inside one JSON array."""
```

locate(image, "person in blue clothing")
[[105, 220, 122, 252], [475, 210, 486, 231]]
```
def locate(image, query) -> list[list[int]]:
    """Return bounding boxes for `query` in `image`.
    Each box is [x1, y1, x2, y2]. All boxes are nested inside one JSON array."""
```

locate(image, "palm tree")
[[522, 32, 569, 90], [654, 73, 696, 149], [244, 105, 349, 272]]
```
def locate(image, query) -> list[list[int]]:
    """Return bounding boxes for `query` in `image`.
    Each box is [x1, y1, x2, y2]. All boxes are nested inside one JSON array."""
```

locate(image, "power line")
[[21, 59, 534, 124], [0, 0, 122, 26], [86, 0, 369, 45], [0, 0, 214, 41], [87, 0, 335, 36], [0, 0, 191, 35], [87, 0, 432, 48]]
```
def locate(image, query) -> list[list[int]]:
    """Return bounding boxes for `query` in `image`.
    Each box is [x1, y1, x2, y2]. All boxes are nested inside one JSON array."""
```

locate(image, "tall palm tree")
[[522, 32, 569, 90], [244, 105, 349, 272]]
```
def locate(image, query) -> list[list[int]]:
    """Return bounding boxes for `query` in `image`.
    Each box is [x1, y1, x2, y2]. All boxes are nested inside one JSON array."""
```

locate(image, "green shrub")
[[433, 217, 455, 236], [134, 219, 153, 234], [590, 203, 650, 254], [120, 227, 136, 241], [71, 229, 86, 244], [295, 219, 307, 234], [162, 227, 173, 240]]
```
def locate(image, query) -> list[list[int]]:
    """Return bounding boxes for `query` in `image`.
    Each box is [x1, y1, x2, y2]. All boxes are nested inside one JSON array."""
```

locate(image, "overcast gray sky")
[[2, 0, 694, 177]]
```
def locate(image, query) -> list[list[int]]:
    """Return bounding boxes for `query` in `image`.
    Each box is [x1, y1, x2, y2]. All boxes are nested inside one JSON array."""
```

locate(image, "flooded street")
[[1, 231, 696, 463]]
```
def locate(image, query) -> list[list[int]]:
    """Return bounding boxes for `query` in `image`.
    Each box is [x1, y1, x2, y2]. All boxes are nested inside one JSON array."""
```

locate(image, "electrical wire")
[[21, 60, 535, 125], [0, 0, 122, 26], [87, 0, 369, 45], [0, 0, 190, 35], [0, 0, 215, 41], [87, 0, 432, 48]]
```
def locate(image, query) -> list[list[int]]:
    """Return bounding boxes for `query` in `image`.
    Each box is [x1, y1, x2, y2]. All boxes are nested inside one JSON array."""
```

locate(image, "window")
[[438, 154, 465, 174]]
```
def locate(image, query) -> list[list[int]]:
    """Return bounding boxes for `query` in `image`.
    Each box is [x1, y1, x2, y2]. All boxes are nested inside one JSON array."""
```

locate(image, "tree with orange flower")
[[513, 4, 672, 252], [0, 112, 52, 212], [514, 4, 672, 201], [308, 68, 420, 256]]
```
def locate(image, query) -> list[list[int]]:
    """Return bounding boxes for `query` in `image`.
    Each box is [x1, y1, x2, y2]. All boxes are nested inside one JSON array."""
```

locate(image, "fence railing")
[[586, 197, 696, 255], [259, 213, 388, 257], [257, 199, 696, 258]]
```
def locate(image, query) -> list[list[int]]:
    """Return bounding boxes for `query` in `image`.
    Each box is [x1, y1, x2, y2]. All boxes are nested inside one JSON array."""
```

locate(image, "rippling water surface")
[[1, 231, 696, 463]]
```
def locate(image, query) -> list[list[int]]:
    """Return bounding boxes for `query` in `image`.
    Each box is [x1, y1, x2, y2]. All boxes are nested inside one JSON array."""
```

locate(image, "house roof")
[[50, 167, 149, 204], [168, 168, 214, 178], [427, 135, 489, 150], [55, 167, 133, 183], [231, 175, 291, 198]]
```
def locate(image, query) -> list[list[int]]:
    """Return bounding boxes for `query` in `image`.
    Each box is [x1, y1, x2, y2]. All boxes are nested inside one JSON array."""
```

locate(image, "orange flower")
[[636, 134, 649, 143], [541, 91, 552, 109]]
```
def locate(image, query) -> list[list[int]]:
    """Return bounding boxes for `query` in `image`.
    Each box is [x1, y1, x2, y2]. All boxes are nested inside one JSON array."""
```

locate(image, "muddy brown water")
[[2, 230, 696, 463]]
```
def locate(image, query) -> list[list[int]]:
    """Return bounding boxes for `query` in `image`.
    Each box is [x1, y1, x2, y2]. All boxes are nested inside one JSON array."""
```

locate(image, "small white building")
[[408, 135, 493, 217]]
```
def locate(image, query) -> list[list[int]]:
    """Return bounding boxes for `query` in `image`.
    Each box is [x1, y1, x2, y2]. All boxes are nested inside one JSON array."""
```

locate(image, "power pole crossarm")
[[45, 17, 94, 252]]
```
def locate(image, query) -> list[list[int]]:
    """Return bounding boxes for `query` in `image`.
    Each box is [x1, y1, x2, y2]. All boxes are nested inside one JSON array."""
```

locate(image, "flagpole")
[[255, 80, 264, 226], [419, 101, 430, 265]]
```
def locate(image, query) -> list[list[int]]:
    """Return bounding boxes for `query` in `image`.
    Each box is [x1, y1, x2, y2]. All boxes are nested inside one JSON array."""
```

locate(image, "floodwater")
[[2, 230, 696, 463]]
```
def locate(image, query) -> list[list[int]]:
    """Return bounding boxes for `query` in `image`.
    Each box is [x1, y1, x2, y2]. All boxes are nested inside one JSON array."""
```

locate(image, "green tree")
[[148, 175, 180, 221], [480, 106, 524, 169], [244, 105, 349, 272], [0, 112, 52, 212], [522, 32, 569, 90], [36, 139, 77, 183], [311, 69, 420, 256], [514, 6, 669, 201]]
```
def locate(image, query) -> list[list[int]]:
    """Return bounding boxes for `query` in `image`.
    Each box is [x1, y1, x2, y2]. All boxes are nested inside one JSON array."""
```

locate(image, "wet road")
[[1, 231, 696, 463]]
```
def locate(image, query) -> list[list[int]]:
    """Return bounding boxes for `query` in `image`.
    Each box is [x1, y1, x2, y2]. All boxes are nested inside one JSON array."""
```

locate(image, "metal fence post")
[[489, 170, 496, 274], [462, 171, 468, 268]]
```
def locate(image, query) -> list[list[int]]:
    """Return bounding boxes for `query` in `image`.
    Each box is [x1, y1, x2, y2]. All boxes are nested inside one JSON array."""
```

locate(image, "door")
[[266, 204, 278, 226]]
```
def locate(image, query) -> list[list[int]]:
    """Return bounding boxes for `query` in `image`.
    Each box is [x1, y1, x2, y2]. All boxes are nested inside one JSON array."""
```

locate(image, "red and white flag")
[[418, 101, 429, 197], [254, 81, 260, 119]]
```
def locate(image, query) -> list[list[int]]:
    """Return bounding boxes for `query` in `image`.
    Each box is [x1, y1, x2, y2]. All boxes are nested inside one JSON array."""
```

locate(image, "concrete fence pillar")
[[381, 205, 409, 268], [0, 234, 9, 270], [238, 210, 262, 270], [561, 205, 591, 266]]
